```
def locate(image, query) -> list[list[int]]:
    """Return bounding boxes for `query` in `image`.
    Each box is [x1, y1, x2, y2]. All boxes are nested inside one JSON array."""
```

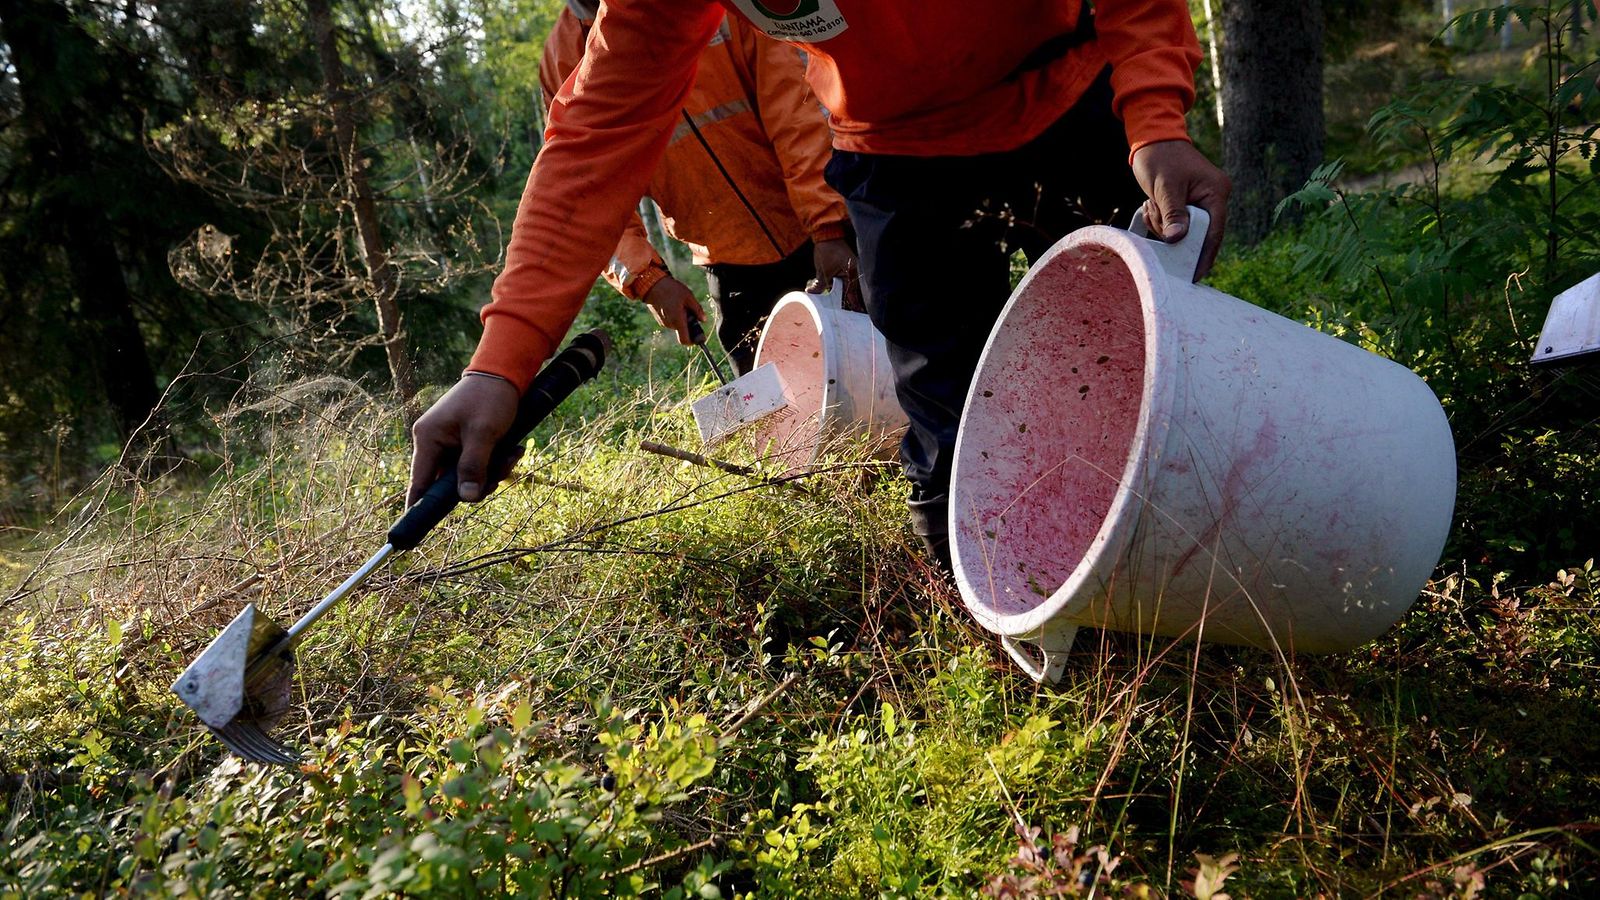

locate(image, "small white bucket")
[[748, 279, 907, 470], [950, 208, 1457, 683]]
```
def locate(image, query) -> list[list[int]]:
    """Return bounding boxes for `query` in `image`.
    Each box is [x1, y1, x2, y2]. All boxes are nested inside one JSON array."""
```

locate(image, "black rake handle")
[[685, 312, 730, 386], [386, 329, 611, 551]]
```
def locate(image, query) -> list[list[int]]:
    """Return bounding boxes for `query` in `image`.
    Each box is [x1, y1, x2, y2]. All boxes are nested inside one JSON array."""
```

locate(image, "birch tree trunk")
[[1201, 0, 1225, 129]]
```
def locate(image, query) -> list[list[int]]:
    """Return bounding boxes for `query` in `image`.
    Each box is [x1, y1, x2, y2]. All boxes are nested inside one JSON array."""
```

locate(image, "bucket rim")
[[950, 225, 1179, 637], [753, 292, 845, 466]]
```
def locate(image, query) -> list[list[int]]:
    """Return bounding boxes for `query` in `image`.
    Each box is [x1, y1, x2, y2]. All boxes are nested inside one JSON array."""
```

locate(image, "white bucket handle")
[[1127, 204, 1211, 282], [999, 628, 1077, 684], [809, 277, 846, 310]]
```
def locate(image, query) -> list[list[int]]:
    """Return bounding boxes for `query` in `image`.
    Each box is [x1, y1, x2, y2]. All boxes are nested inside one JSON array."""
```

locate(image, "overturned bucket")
[[950, 208, 1457, 683], [747, 279, 907, 470]]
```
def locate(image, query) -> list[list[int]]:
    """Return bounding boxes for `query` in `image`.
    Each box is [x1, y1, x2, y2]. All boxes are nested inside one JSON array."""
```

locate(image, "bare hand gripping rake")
[[172, 331, 611, 765]]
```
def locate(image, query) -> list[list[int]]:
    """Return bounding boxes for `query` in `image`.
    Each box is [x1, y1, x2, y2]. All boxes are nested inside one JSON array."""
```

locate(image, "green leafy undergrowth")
[[6, 341, 1600, 895], [5, 684, 727, 898], [1209, 1, 1600, 578], [743, 650, 1123, 895]]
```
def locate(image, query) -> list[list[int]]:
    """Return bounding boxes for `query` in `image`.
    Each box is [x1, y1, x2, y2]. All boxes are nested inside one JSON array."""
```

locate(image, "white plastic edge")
[[1127, 205, 1211, 282], [1000, 628, 1078, 684], [948, 226, 1176, 658], [810, 277, 846, 310]]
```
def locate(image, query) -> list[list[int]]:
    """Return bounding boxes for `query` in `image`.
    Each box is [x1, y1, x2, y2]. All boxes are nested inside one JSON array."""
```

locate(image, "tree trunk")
[[1220, 0, 1326, 245], [1201, 0, 1225, 129], [65, 220, 166, 442], [638, 199, 689, 271], [0, 0, 165, 445], [305, 0, 419, 416]]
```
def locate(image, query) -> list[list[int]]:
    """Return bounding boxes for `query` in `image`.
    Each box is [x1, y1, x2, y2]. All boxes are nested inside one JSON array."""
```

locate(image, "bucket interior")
[[751, 299, 828, 462], [953, 244, 1149, 617]]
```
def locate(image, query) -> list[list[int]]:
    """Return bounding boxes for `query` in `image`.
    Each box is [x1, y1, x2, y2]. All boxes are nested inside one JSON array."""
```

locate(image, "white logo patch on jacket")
[[725, 0, 847, 43]]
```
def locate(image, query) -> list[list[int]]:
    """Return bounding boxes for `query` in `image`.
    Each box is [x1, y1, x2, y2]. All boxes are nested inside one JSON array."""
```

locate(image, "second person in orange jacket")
[[544, 0, 855, 374], [410, 1, 1232, 577]]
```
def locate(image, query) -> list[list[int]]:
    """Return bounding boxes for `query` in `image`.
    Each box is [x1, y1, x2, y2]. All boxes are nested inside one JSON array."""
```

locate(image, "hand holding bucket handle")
[[1129, 205, 1212, 283], [808, 272, 869, 313]]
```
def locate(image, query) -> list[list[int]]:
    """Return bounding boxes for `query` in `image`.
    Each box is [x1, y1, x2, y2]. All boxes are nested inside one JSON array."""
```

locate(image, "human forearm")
[[469, 0, 725, 390], [1095, 0, 1202, 155], [743, 22, 851, 237]]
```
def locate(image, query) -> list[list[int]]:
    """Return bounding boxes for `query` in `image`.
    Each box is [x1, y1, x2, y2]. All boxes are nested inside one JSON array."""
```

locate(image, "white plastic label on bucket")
[[747, 282, 907, 470], [950, 206, 1457, 684], [691, 362, 793, 446], [1531, 270, 1600, 367]]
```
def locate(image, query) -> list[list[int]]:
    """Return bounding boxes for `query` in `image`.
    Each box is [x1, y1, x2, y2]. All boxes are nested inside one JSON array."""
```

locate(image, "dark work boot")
[[909, 489, 954, 578], [917, 531, 953, 577]]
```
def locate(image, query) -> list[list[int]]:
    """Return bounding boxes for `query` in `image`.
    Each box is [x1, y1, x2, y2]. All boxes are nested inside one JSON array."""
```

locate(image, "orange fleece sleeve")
[[471, 0, 723, 391], [537, 10, 583, 111], [739, 21, 850, 241], [606, 208, 669, 300], [1095, 0, 1202, 155], [539, 10, 667, 303]]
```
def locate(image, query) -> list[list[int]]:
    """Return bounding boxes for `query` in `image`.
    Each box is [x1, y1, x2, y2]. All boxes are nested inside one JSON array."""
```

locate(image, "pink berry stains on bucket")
[[949, 210, 1456, 682], [750, 299, 828, 466], [750, 291, 907, 472], [953, 246, 1148, 617]]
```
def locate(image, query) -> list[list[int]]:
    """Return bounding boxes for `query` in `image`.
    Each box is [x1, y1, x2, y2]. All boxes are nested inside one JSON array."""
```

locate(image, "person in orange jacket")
[[545, 0, 856, 374], [410, 0, 1232, 571]]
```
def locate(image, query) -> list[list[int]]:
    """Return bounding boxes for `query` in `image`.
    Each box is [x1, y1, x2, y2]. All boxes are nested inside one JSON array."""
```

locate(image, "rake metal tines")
[[211, 720, 300, 766], [209, 645, 302, 766], [175, 549, 400, 767]]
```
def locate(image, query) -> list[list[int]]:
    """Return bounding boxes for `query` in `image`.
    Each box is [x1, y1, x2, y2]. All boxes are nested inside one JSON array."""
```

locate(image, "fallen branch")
[[640, 440, 758, 477], [615, 837, 720, 877], [639, 440, 812, 495], [400, 457, 887, 584], [719, 671, 802, 745]]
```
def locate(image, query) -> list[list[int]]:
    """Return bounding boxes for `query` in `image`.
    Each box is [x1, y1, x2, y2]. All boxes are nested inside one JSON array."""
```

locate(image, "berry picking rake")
[[171, 331, 611, 765]]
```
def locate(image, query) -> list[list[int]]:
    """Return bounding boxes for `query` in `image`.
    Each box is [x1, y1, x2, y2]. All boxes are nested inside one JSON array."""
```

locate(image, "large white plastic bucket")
[[950, 208, 1457, 683], [749, 281, 907, 470]]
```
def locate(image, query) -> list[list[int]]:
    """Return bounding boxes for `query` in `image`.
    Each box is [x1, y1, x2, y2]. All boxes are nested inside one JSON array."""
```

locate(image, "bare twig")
[[719, 672, 802, 745], [614, 837, 719, 877], [640, 440, 760, 477], [639, 440, 813, 495]]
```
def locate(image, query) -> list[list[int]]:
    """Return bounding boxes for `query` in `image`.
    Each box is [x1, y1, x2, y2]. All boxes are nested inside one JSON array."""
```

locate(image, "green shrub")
[[4, 686, 729, 898], [1227, 0, 1600, 577], [741, 650, 1163, 895]]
